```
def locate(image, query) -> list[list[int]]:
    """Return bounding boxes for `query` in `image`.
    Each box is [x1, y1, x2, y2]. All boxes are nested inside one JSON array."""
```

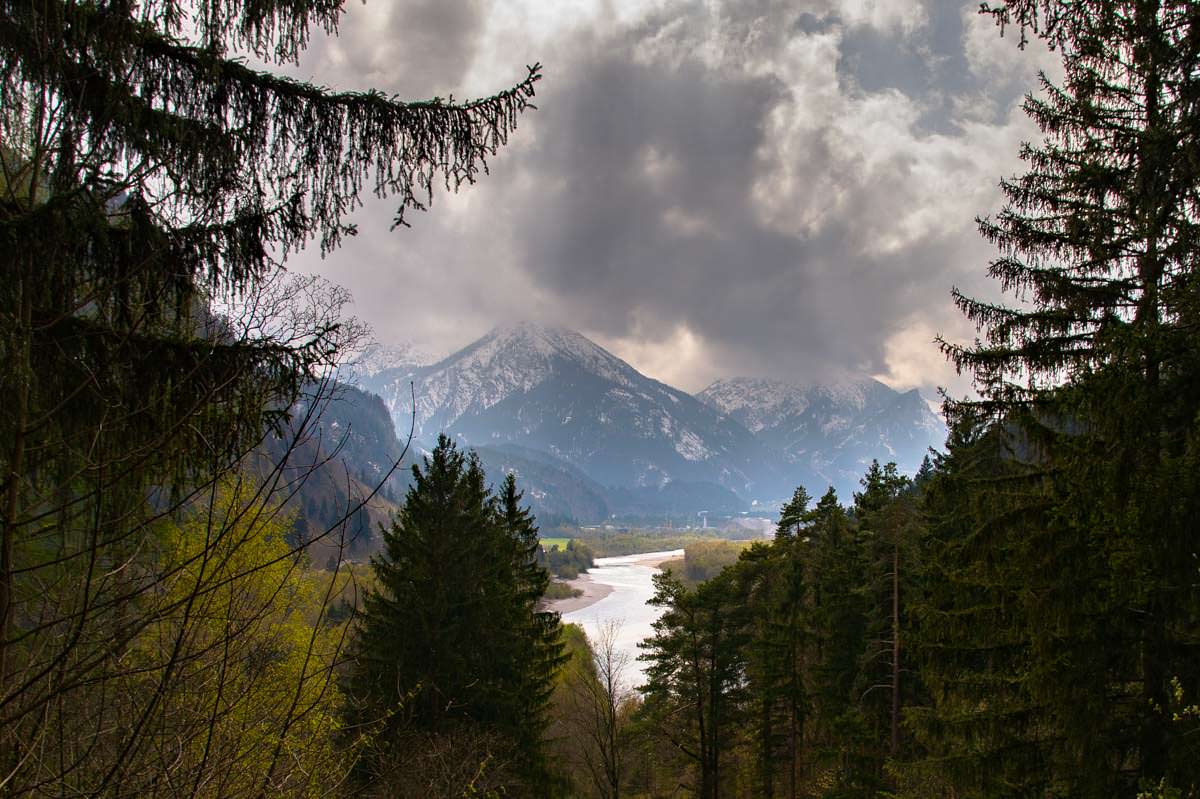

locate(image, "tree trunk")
[[890, 541, 900, 757], [0, 286, 31, 775]]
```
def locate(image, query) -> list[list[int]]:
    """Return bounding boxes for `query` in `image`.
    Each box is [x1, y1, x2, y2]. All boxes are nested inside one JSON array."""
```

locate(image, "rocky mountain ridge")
[[352, 323, 947, 515]]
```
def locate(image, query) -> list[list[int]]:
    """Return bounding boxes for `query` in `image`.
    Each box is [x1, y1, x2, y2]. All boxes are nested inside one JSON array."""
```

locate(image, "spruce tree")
[[775, 486, 811, 540], [351, 437, 561, 791], [926, 1, 1200, 791], [803, 488, 870, 790], [496, 472, 568, 786], [905, 417, 1067, 797], [851, 461, 920, 785], [640, 569, 748, 799], [732, 535, 809, 799]]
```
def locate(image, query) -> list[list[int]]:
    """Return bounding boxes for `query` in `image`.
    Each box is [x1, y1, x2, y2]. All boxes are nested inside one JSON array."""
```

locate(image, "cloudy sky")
[[287, 0, 1061, 399]]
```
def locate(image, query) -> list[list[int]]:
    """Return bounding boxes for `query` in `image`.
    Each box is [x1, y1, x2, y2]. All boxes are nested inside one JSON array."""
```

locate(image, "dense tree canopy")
[[0, 0, 539, 793], [350, 436, 564, 795], [928, 0, 1200, 793]]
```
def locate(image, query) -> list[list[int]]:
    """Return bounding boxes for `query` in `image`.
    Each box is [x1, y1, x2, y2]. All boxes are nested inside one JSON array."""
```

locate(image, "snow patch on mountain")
[[696, 377, 812, 432], [349, 324, 949, 505], [697, 376, 947, 489], [352, 342, 432, 378], [408, 322, 644, 432]]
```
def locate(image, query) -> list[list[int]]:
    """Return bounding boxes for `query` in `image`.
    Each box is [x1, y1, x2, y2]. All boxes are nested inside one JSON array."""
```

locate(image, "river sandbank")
[[545, 574, 614, 614], [545, 549, 683, 615]]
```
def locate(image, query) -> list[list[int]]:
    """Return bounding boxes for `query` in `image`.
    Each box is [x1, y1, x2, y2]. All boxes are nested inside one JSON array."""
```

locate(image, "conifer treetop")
[[1, 0, 542, 288]]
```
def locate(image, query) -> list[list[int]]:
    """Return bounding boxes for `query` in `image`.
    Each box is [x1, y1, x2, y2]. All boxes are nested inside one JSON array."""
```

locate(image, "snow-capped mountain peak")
[[349, 324, 948, 504], [698, 377, 813, 433], [697, 374, 946, 491], [350, 321, 771, 496], [351, 341, 432, 379], [438, 321, 639, 392]]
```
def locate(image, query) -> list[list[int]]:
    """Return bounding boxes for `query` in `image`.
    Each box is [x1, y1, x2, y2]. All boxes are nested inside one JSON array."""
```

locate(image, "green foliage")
[[349, 435, 566, 794], [546, 621, 640, 798], [150, 482, 356, 796], [916, 0, 1200, 794], [574, 529, 733, 558], [4, 477, 357, 796], [0, 0, 539, 792], [633, 469, 931, 799], [543, 581, 584, 601], [542, 538, 596, 579], [640, 568, 750, 799], [662, 540, 751, 588]]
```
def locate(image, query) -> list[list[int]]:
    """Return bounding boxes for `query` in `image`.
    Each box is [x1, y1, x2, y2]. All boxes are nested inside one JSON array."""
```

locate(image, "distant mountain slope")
[[697, 376, 946, 495], [348, 342, 433, 427], [472, 444, 611, 527], [349, 323, 948, 506], [472, 444, 747, 526], [257, 382, 408, 560], [365, 322, 779, 498]]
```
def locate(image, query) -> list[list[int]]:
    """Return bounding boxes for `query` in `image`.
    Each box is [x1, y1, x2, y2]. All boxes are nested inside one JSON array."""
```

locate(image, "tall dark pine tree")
[[640, 569, 748, 799], [907, 418, 1062, 798], [803, 488, 871, 789], [351, 437, 561, 791], [927, 0, 1200, 793], [775, 486, 811, 540], [496, 472, 569, 782], [851, 461, 920, 783], [739, 487, 811, 799]]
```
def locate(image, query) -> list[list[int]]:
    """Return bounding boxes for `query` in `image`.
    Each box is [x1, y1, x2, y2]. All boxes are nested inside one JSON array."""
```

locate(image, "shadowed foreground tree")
[[918, 0, 1200, 794], [0, 0, 539, 793], [349, 436, 564, 797], [640, 568, 749, 799]]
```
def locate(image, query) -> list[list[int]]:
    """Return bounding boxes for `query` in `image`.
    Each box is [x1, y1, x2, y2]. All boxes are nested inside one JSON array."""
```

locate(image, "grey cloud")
[[297, 0, 491, 98], [292, 0, 1052, 397]]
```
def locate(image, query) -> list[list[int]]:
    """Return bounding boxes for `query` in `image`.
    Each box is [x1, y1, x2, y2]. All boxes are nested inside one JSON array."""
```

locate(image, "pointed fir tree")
[[495, 472, 568, 788], [924, 0, 1200, 792], [640, 568, 749, 799], [730, 534, 812, 799], [350, 436, 562, 791], [905, 417, 1064, 797], [775, 486, 811, 541], [846, 461, 927, 790]]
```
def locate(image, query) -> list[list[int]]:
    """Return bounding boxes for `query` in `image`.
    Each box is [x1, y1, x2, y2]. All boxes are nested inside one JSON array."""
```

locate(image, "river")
[[559, 549, 684, 692]]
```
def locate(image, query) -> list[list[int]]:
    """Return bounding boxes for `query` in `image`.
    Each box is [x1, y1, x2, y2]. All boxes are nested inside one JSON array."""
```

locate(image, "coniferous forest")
[[2, 0, 1200, 797]]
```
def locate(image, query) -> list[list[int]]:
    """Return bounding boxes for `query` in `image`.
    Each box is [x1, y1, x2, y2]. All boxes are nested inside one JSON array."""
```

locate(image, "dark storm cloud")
[[291, 0, 1060, 395], [499, 53, 858, 379], [479, 5, 1014, 386]]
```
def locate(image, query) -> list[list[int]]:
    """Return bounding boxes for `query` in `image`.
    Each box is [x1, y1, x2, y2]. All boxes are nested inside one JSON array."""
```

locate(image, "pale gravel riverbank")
[[544, 574, 614, 614], [544, 550, 682, 615]]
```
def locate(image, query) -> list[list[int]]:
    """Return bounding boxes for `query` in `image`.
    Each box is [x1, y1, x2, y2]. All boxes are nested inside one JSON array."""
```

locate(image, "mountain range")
[[347, 322, 946, 523], [698, 375, 945, 499]]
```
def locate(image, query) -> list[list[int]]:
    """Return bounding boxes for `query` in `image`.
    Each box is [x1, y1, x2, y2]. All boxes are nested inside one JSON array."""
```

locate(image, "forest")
[[1, 0, 1198, 797]]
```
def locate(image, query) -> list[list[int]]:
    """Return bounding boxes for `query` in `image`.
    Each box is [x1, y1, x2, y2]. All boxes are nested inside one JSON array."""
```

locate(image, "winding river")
[[560, 549, 684, 691]]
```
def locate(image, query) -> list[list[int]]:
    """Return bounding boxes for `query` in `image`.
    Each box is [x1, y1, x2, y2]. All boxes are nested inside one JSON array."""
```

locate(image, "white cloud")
[[961, 4, 1062, 84], [839, 0, 928, 35], [594, 322, 721, 392], [873, 317, 974, 398]]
